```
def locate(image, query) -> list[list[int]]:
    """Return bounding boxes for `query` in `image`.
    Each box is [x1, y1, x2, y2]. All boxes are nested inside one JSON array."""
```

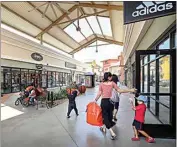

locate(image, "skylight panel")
[[87, 16, 102, 35], [98, 17, 112, 37], [74, 18, 93, 37], [64, 24, 85, 42]]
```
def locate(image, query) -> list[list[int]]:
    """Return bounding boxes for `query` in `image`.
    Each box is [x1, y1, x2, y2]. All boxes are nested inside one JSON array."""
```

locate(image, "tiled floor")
[[1, 86, 176, 147]]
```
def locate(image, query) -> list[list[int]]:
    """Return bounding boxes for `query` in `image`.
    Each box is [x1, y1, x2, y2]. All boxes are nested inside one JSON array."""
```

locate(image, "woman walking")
[[95, 72, 136, 140]]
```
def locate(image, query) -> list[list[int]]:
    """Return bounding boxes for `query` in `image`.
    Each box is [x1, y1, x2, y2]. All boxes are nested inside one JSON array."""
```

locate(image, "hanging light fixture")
[[96, 40, 98, 53]]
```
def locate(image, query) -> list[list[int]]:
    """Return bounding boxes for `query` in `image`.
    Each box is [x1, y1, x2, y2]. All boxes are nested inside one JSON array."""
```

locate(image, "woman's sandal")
[[113, 117, 117, 121], [100, 127, 106, 134], [111, 134, 117, 140]]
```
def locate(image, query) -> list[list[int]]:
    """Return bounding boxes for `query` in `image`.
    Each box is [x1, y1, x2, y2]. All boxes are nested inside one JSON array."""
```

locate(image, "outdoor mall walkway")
[[1, 86, 175, 147]]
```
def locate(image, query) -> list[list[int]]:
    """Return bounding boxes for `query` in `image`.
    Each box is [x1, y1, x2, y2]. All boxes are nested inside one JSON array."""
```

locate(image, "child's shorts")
[[132, 119, 144, 130]]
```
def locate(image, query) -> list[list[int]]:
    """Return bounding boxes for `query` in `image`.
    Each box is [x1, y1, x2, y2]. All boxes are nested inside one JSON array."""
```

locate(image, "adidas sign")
[[132, 2, 173, 17]]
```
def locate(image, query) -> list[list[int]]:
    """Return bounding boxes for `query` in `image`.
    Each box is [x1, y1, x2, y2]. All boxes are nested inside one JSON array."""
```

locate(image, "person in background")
[[95, 72, 136, 140], [29, 87, 36, 105], [73, 81, 78, 89], [130, 95, 155, 143], [24, 84, 35, 97], [67, 89, 80, 118], [111, 74, 120, 121]]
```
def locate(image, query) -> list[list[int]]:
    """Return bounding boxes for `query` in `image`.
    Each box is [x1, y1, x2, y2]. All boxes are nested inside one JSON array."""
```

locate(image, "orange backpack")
[[86, 102, 103, 126]]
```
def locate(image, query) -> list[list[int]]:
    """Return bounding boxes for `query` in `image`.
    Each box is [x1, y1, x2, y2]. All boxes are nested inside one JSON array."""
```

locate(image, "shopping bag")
[[86, 102, 103, 126]]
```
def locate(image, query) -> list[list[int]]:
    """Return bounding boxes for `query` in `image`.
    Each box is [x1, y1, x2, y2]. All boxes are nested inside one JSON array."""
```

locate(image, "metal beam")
[[78, 3, 123, 11], [54, 3, 87, 41], [27, 2, 79, 48], [107, 2, 114, 38], [91, 2, 105, 39], [88, 43, 110, 48], [2, 3, 77, 52], [97, 37, 123, 46], [79, 5, 97, 38], [79, 6, 98, 41], [57, 10, 107, 25], [69, 37, 97, 54], [36, 5, 78, 38], [69, 36, 123, 55], [58, 2, 123, 10]]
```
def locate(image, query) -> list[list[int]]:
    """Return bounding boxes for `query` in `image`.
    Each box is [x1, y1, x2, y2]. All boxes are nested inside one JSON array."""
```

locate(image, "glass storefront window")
[[159, 96, 170, 108], [65, 73, 68, 86], [52, 72, 56, 87], [172, 31, 176, 49], [149, 96, 156, 115], [140, 67, 143, 92], [159, 55, 170, 93], [11, 68, 20, 92], [158, 38, 170, 50], [159, 104, 170, 124], [27, 70, 36, 86], [149, 55, 156, 62], [42, 72, 47, 88], [68, 74, 72, 85], [150, 61, 156, 93], [21, 69, 28, 91], [1, 67, 11, 93], [59, 72, 63, 86], [1, 67, 78, 93], [144, 65, 148, 93], [56, 72, 60, 87], [144, 56, 148, 64]]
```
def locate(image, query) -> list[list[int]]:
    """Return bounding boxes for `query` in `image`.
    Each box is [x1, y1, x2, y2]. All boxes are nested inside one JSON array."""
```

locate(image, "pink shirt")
[[99, 82, 119, 98]]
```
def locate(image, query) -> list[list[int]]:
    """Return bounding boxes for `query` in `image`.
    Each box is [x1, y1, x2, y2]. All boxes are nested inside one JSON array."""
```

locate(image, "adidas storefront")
[[123, 2, 176, 138]]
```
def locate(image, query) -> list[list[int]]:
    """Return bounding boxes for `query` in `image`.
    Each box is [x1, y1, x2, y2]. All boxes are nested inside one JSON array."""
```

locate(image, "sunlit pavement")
[[1, 104, 24, 121], [1, 86, 175, 147]]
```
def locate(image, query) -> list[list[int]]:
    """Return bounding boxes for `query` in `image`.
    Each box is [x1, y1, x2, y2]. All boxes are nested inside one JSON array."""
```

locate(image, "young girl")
[[111, 74, 120, 121]]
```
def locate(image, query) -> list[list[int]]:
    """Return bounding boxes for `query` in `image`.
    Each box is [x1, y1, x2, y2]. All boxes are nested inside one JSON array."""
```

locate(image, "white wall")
[[1, 28, 88, 74]]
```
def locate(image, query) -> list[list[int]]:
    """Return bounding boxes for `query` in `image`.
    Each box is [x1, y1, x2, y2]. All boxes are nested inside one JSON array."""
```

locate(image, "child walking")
[[67, 90, 79, 118], [111, 74, 120, 121], [130, 95, 155, 143]]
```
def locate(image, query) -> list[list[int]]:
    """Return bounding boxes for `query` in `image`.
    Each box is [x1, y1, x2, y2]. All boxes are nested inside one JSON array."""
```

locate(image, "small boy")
[[67, 90, 79, 118], [130, 95, 155, 143]]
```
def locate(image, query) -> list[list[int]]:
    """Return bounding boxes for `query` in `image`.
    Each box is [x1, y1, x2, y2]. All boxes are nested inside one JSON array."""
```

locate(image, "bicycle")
[[15, 92, 26, 106]]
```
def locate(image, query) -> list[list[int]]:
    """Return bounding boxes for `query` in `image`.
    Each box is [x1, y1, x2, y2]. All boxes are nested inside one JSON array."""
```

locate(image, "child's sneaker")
[[131, 137, 140, 141], [67, 116, 70, 118], [146, 137, 155, 143]]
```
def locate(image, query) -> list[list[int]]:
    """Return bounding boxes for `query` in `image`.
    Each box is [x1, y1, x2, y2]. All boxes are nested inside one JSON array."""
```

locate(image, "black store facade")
[[124, 2, 176, 138]]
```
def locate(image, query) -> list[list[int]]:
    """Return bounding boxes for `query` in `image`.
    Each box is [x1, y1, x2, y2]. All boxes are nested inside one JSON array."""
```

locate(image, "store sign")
[[36, 64, 43, 69], [65, 62, 76, 69], [124, 1, 176, 24], [31, 53, 43, 61]]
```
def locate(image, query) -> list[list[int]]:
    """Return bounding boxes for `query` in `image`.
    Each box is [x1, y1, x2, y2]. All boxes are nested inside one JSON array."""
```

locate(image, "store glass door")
[[135, 49, 176, 138]]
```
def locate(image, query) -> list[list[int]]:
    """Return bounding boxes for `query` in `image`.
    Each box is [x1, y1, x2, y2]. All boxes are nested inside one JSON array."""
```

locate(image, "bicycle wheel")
[[22, 99, 29, 107], [15, 99, 20, 106]]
